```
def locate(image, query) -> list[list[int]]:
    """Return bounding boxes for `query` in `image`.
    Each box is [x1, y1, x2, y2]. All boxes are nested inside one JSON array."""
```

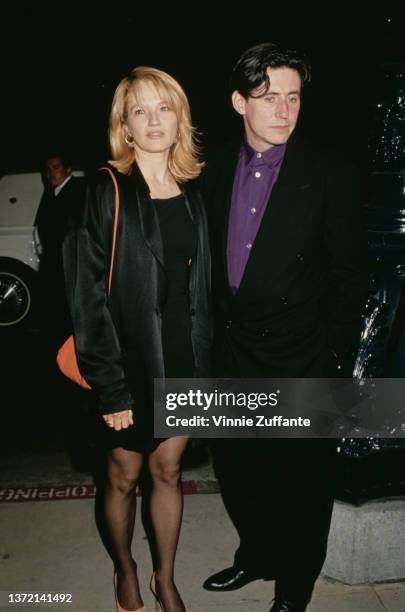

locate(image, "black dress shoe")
[[203, 565, 273, 591], [269, 597, 308, 612]]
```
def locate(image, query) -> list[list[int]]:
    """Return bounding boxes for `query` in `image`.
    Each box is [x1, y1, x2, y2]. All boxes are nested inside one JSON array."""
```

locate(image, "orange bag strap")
[[99, 166, 120, 295]]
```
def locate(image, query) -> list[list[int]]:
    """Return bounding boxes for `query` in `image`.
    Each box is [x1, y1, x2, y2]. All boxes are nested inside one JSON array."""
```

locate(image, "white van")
[[0, 172, 43, 328], [0, 170, 83, 328]]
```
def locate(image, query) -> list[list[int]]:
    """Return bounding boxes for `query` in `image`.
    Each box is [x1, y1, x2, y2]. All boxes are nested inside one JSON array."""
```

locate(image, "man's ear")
[[232, 90, 247, 116]]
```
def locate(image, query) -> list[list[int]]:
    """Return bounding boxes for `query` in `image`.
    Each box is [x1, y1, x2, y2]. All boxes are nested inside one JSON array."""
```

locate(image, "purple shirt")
[[227, 140, 287, 293]]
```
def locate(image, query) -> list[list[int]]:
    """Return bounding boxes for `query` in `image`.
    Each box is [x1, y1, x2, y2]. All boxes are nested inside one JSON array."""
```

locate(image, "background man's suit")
[[35, 175, 86, 347], [202, 135, 369, 600], [35, 174, 89, 469]]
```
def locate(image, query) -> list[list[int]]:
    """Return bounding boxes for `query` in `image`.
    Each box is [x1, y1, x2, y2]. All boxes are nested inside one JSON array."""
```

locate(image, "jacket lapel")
[[274, 135, 311, 190], [233, 136, 311, 298], [129, 163, 164, 267], [182, 185, 196, 223], [214, 143, 241, 295], [254, 136, 314, 238]]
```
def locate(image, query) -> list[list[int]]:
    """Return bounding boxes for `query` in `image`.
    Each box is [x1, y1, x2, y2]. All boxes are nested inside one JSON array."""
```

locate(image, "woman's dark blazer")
[[63, 163, 212, 415]]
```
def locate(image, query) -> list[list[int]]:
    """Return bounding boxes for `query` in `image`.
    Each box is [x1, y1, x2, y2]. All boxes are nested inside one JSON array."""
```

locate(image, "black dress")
[[93, 193, 197, 452], [154, 194, 197, 378]]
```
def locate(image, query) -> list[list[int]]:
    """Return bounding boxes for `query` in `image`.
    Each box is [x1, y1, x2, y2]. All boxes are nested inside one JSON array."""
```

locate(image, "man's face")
[[45, 157, 71, 188], [232, 66, 302, 151]]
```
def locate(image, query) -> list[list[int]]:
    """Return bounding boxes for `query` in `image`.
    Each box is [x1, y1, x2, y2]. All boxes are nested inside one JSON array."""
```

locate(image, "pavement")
[[1, 449, 405, 611]]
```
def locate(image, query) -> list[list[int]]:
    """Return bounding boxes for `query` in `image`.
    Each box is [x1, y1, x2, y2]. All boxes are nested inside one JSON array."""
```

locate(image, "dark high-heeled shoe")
[[150, 572, 189, 612], [114, 572, 146, 612]]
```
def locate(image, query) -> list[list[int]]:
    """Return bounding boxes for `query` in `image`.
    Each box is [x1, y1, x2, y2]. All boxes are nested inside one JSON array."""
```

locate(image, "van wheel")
[[0, 260, 37, 328]]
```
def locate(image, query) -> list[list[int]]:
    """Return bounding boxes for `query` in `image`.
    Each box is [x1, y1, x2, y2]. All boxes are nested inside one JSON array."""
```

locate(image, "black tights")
[[104, 437, 188, 611]]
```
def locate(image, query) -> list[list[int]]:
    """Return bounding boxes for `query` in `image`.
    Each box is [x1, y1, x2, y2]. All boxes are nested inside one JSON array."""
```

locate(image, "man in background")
[[35, 153, 89, 470], [35, 153, 86, 347]]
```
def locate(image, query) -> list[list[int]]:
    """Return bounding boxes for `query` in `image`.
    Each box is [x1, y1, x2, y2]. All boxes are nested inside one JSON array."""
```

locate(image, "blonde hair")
[[109, 66, 203, 181]]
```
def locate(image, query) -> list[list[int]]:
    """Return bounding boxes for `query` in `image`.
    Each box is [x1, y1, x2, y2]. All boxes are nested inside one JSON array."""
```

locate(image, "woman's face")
[[125, 81, 179, 156]]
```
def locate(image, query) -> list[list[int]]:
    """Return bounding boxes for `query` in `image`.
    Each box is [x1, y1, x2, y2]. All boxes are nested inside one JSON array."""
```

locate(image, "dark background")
[[2, 7, 404, 175]]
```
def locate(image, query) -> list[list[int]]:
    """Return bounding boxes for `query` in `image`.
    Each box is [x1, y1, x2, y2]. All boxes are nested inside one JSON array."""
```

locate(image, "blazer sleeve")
[[62, 172, 134, 415], [324, 158, 369, 360]]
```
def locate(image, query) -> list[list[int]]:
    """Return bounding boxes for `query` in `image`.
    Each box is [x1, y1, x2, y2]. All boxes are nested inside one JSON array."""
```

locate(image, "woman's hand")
[[103, 409, 134, 431]]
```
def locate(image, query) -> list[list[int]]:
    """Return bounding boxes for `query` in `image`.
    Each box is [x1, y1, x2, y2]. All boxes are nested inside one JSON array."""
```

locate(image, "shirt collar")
[[242, 139, 287, 169], [54, 174, 72, 196]]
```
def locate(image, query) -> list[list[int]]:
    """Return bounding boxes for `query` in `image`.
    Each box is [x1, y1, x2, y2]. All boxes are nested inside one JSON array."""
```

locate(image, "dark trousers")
[[211, 334, 337, 602], [211, 438, 336, 601]]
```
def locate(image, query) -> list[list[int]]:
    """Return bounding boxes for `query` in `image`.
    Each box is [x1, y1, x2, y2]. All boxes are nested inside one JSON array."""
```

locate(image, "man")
[[201, 43, 368, 611], [35, 154, 89, 470], [35, 153, 86, 347]]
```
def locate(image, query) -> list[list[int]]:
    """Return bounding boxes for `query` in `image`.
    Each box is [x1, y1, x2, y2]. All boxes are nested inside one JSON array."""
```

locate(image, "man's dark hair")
[[43, 151, 72, 170], [230, 42, 312, 98]]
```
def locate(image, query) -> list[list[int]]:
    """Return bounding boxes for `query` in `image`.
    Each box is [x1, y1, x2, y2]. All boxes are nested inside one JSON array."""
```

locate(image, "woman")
[[63, 67, 211, 612]]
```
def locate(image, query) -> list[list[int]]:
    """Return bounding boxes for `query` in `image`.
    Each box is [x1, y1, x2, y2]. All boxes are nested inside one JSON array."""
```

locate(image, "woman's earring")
[[125, 134, 135, 147]]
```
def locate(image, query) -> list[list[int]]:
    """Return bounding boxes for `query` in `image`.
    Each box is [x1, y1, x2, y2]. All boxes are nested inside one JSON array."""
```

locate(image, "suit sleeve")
[[62, 174, 134, 415], [34, 190, 51, 249], [324, 159, 369, 361]]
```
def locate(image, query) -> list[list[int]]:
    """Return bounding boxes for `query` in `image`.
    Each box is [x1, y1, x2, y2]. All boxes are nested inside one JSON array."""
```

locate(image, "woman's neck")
[[136, 151, 181, 198]]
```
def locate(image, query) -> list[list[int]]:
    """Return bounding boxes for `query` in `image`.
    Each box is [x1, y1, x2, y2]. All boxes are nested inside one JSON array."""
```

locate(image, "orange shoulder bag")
[[56, 166, 120, 389]]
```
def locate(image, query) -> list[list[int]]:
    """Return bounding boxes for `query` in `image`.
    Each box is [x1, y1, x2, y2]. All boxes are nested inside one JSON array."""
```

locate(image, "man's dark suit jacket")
[[35, 175, 87, 345], [35, 175, 86, 268], [201, 136, 369, 377]]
